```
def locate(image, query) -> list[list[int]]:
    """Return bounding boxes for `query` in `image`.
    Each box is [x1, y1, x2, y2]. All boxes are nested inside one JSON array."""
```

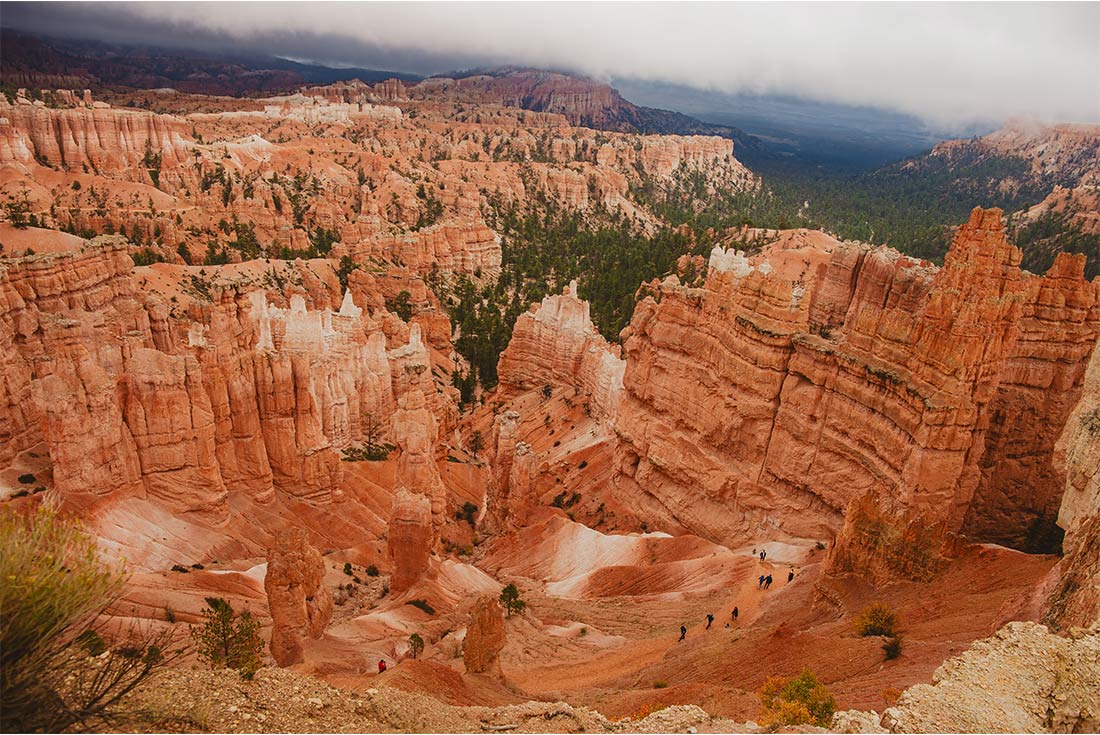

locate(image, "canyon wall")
[[1045, 345, 1100, 629], [608, 209, 1098, 580], [497, 280, 625, 424], [0, 237, 451, 529]]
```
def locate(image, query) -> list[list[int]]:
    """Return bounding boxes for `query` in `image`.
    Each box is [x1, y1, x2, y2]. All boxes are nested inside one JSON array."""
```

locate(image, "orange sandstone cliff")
[[588, 208, 1099, 581]]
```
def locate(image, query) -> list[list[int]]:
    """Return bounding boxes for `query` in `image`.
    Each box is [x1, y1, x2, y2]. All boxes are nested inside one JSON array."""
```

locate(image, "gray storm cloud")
[[5, 1, 1099, 126]]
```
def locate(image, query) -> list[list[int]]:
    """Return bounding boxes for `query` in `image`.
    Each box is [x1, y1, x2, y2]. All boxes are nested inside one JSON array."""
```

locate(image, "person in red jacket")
[[378, 659, 387, 674]]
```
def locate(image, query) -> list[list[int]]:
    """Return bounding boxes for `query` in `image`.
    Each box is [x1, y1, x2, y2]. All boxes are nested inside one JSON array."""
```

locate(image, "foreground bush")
[[758, 669, 836, 729], [1, 505, 178, 732], [190, 597, 263, 680], [854, 601, 900, 637]]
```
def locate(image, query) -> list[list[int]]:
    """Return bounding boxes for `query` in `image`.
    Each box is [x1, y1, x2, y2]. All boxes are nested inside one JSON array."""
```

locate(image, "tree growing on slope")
[[499, 583, 526, 617], [190, 597, 263, 680]]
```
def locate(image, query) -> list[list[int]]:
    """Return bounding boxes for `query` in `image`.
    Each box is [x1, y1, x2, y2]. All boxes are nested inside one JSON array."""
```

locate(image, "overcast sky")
[[5, 2, 1098, 127]]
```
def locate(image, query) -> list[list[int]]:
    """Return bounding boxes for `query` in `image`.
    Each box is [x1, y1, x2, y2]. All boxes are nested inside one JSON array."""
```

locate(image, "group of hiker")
[[677, 546, 798, 642]]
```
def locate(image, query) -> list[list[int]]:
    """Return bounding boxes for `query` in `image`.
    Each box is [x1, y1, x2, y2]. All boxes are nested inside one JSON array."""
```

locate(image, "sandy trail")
[[507, 551, 796, 694]]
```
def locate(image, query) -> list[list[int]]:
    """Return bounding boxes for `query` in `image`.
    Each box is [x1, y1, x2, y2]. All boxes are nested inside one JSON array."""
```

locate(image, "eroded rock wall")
[[0, 237, 453, 527], [1045, 345, 1100, 630], [497, 280, 625, 423], [608, 209, 1099, 581]]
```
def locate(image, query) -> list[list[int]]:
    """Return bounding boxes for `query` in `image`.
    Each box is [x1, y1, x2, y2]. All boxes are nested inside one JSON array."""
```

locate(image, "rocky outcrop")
[[260, 92, 401, 125], [0, 237, 457, 529], [497, 281, 625, 423], [881, 622, 1100, 733], [387, 488, 435, 594], [337, 223, 502, 279], [1045, 345, 1100, 630], [487, 411, 538, 529], [962, 251, 1100, 551], [0, 92, 191, 174], [264, 527, 333, 667], [386, 365, 447, 593], [931, 120, 1100, 185], [463, 595, 505, 675], [608, 209, 1099, 581]]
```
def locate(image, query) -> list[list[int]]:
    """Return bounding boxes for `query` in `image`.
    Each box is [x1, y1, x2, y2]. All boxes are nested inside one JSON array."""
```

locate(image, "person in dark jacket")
[[706, 613, 714, 629], [732, 606, 739, 620], [679, 625, 687, 642]]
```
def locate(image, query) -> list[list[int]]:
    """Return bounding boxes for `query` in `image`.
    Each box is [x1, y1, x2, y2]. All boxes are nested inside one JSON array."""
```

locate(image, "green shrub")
[[883, 635, 903, 660], [406, 599, 436, 615], [653, 680, 668, 689], [759, 670, 836, 729], [455, 501, 479, 526], [1083, 407, 1100, 436], [408, 632, 425, 659], [499, 583, 526, 617], [16, 473, 35, 484], [855, 601, 900, 637], [343, 562, 353, 576], [190, 597, 263, 680], [1, 506, 177, 732], [366, 564, 380, 577]]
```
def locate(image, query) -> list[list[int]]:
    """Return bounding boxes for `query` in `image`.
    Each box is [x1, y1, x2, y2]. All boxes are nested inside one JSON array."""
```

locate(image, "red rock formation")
[[608, 208, 1099, 581], [931, 120, 1100, 185], [335, 223, 502, 279], [1045, 346, 1100, 629], [0, 237, 457, 519], [387, 488, 435, 594], [497, 281, 625, 423], [386, 365, 448, 592], [0, 92, 191, 174], [963, 251, 1100, 551], [264, 527, 333, 666], [463, 595, 505, 675]]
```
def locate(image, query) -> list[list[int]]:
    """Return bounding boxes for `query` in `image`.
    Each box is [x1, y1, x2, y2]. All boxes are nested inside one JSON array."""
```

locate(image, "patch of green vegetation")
[[406, 599, 436, 615]]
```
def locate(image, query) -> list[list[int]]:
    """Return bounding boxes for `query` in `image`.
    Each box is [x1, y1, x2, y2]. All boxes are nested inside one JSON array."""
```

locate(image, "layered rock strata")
[[1045, 345, 1100, 629], [608, 209, 1098, 580], [0, 238, 447, 525], [497, 281, 625, 424]]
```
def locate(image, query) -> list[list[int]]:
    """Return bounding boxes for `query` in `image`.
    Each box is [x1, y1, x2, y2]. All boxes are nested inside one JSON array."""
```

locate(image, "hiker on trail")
[[752, 548, 756, 556], [764, 574, 773, 589], [378, 659, 387, 674], [732, 606, 739, 620], [761, 549, 767, 561], [758, 575, 765, 589], [706, 613, 715, 629], [788, 569, 795, 583], [679, 625, 687, 642], [725, 622, 730, 629]]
